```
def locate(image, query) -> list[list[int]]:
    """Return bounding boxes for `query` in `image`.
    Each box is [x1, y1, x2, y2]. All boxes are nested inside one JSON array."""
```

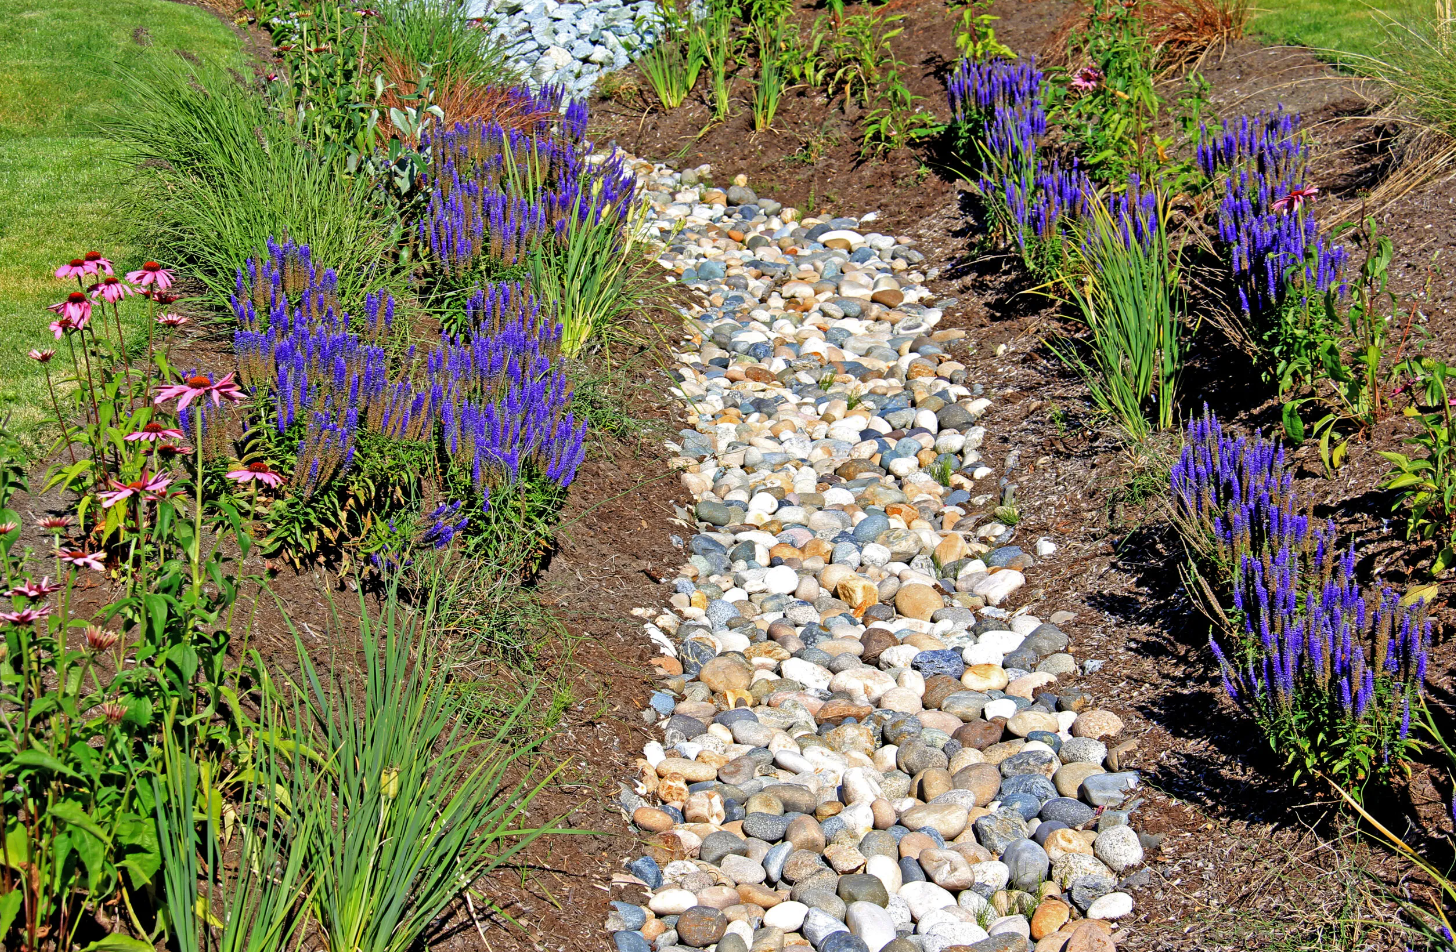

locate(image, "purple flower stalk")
[[1172, 408, 1431, 762], [1198, 106, 1349, 318]]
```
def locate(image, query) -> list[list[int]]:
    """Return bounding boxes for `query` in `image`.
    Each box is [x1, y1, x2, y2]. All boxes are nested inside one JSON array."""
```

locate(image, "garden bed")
[[590, 0, 1456, 948]]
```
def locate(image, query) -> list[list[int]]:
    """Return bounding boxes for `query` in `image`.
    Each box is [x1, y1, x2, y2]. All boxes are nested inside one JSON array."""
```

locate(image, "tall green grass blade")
[[1048, 188, 1183, 442], [279, 587, 588, 952], [106, 60, 396, 308]]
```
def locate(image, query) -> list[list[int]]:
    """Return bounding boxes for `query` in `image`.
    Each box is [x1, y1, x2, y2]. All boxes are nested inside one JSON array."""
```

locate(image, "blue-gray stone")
[[1032, 820, 1069, 845], [899, 855, 926, 883], [665, 714, 706, 739], [697, 260, 727, 280], [831, 542, 862, 567], [1000, 792, 1042, 820], [911, 649, 965, 679], [763, 841, 794, 882], [998, 774, 1057, 802], [679, 640, 718, 677], [630, 856, 662, 889], [742, 812, 798, 841], [1025, 730, 1061, 752], [700, 830, 749, 865], [973, 810, 1030, 854], [705, 599, 740, 628], [1039, 798, 1095, 827], [610, 902, 649, 931], [1001, 838, 1050, 891], [803, 909, 849, 948], [1082, 771, 1139, 806], [715, 708, 758, 727], [614, 931, 651, 952], [986, 546, 1025, 568], [822, 934, 870, 952], [649, 692, 676, 716], [696, 500, 734, 526]]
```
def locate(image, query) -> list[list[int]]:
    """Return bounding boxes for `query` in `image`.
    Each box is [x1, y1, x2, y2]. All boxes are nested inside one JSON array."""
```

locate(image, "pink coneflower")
[[126, 261, 174, 292], [1071, 65, 1103, 92], [1271, 184, 1320, 214], [9, 577, 60, 598], [125, 421, 185, 442], [83, 251, 114, 276], [100, 699, 128, 725], [55, 258, 88, 280], [99, 472, 174, 509], [226, 460, 284, 488], [154, 371, 244, 410], [58, 548, 105, 571], [89, 276, 135, 304], [85, 625, 120, 651], [0, 521, 17, 535], [49, 316, 79, 339], [0, 606, 51, 625], [157, 312, 189, 328], [37, 515, 72, 532], [48, 291, 92, 325], [28, 348, 55, 363], [156, 442, 194, 459]]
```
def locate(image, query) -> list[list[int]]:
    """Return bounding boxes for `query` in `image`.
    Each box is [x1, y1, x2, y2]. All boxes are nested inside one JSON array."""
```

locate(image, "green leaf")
[[12, 748, 76, 777], [81, 936, 157, 952], [0, 889, 21, 942], [2, 822, 29, 869], [50, 800, 109, 843], [1434, 549, 1456, 576], [1282, 402, 1305, 443]]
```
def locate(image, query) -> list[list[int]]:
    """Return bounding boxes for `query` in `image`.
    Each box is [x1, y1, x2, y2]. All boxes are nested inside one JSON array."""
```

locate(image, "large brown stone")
[[896, 583, 943, 621], [1071, 710, 1125, 740], [699, 655, 753, 694], [922, 675, 964, 709], [954, 719, 1005, 750], [1030, 899, 1070, 940], [785, 814, 827, 853], [1064, 921, 1116, 952], [634, 806, 676, 833], [860, 627, 899, 663], [952, 763, 1001, 806], [677, 906, 728, 947]]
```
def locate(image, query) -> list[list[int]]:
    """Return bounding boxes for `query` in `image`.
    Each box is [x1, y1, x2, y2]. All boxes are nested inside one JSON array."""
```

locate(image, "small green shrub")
[[1382, 356, 1456, 571], [1281, 217, 1416, 473], [637, 1, 705, 110], [751, 18, 787, 131], [1058, 0, 1165, 182]]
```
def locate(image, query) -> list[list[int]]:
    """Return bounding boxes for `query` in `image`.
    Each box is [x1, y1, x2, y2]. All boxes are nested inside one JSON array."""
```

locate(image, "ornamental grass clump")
[[1171, 409, 1431, 791], [1051, 174, 1182, 441]]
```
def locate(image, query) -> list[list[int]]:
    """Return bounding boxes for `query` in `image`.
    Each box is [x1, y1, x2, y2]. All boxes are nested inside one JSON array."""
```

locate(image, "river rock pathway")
[[600, 158, 1150, 952]]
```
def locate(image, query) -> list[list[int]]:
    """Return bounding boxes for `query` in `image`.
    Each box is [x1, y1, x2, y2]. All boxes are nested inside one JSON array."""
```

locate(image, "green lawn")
[[0, 1, 244, 439], [1252, 0, 1428, 64]]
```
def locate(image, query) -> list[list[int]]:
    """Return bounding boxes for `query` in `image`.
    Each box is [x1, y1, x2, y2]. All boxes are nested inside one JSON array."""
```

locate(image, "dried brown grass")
[[1042, 0, 1250, 74], [374, 48, 558, 134]]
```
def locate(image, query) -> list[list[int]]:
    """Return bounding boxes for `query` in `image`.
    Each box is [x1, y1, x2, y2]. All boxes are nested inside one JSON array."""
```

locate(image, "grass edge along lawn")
[[0, 1, 245, 444], [1251, 0, 1427, 64]]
